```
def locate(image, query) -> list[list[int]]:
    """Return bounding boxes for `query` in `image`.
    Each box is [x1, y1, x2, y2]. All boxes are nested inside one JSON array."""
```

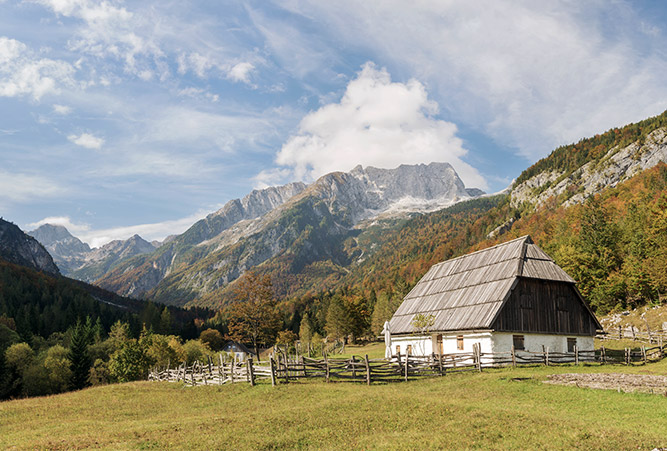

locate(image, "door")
[[433, 334, 443, 355]]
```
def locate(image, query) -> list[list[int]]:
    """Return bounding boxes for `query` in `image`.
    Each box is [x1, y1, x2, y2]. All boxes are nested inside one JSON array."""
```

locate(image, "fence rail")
[[148, 342, 666, 387], [597, 327, 667, 345]]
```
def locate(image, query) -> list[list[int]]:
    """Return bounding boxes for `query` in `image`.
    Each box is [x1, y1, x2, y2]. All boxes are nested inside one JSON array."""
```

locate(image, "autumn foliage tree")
[[226, 272, 280, 360]]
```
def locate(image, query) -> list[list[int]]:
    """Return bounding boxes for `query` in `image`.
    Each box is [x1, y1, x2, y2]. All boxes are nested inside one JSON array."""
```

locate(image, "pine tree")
[[299, 312, 313, 344], [325, 296, 350, 342], [159, 307, 173, 335], [69, 318, 92, 390]]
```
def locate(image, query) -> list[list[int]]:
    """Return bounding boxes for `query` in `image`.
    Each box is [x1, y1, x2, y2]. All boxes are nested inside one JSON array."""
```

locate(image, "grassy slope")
[[2, 357, 667, 450]]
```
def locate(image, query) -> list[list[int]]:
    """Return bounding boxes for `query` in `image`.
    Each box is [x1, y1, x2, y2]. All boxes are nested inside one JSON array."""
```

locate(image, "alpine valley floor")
[[1, 343, 666, 450]]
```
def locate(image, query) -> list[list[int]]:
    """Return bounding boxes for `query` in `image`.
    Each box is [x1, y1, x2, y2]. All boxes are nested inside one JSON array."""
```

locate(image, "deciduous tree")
[[227, 272, 280, 360]]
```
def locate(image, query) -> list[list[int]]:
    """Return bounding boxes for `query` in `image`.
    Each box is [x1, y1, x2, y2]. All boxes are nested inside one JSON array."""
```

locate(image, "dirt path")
[[545, 373, 667, 394]]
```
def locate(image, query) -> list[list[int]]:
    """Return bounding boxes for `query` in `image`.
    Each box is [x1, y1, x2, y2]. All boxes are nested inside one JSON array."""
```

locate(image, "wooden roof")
[[389, 235, 581, 334]]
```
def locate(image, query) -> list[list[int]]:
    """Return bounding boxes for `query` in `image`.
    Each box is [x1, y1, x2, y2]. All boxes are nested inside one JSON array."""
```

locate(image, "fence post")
[[511, 345, 516, 368], [300, 355, 306, 378], [231, 355, 236, 383], [475, 343, 482, 372], [324, 353, 330, 383], [247, 357, 255, 386], [270, 357, 277, 386], [351, 355, 357, 379], [438, 353, 444, 376], [365, 354, 371, 386], [404, 354, 409, 382], [624, 348, 629, 365], [601, 345, 606, 364], [642, 345, 647, 364], [574, 345, 579, 365], [283, 355, 289, 384]]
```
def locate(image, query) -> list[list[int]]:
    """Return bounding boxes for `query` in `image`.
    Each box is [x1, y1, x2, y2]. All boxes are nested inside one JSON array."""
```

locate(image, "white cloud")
[[177, 87, 219, 102], [0, 37, 75, 100], [27, 211, 212, 248], [227, 62, 255, 84], [253, 168, 293, 189], [53, 104, 72, 114], [68, 132, 104, 149], [274, 63, 486, 189], [26, 216, 90, 236], [284, 1, 667, 159], [0, 171, 66, 203], [32, 0, 165, 80]]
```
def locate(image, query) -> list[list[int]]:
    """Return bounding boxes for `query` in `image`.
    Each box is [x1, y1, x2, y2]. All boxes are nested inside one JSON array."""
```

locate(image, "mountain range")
[[61, 162, 482, 306], [14, 109, 667, 315], [28, 224, 158, 282]]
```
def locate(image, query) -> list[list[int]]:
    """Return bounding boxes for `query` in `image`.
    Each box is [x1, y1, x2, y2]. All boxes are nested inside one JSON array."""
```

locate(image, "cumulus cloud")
[[27, 211, 211, 248], [283, 1, 667, 159], [274, 63, 486, 189], [227, 62, 255, 84], [68, 132, 104, 149], [0, 37, 75, 100]]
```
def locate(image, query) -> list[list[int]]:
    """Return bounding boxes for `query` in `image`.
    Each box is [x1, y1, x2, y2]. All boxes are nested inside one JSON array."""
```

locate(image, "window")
[[406, 345, 412, 356], [457, 335, 464, 350], [513, 335, 525, 351], [567, 337, 577, 353], [395, 345, 401, 356]]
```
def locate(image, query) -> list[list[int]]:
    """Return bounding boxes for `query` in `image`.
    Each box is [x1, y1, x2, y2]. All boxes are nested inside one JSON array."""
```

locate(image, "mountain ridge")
[[94, 162, 483, 304]]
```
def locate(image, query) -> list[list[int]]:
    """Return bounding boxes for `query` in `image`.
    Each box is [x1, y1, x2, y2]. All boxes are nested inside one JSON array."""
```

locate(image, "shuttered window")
[[567, 337, 576, 353], [395, 345, 401, 355], [513, 335, 525, 350], [406, 345, 412, 356], [457, 335, 464, 350]]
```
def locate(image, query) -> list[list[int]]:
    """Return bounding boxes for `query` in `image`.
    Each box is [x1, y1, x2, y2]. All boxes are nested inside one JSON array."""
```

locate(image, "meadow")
[[2, 342, 667, 450]]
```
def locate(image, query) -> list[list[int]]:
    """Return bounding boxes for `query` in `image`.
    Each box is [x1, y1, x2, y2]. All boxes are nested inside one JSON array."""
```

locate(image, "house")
[[222, 341, 254, 361], [387, 235, 602, 357]]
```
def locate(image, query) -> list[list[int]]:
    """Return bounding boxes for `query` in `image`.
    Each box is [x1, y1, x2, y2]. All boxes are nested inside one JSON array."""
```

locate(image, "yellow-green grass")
[[334, 341, 386, 359], [2, 360, 667, 450]]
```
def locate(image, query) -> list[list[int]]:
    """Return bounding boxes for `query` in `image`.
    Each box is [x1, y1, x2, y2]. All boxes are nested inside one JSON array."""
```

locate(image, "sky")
[[1, 0, 667, 247]]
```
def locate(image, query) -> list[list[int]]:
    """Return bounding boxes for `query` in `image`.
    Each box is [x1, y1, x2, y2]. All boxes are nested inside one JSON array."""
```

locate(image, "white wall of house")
[[390, 332, 594, 356], [491, 333, 594, 354]]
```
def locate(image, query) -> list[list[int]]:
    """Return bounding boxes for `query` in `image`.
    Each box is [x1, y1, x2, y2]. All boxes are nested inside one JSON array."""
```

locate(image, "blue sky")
[[1, 0, 666, 247]]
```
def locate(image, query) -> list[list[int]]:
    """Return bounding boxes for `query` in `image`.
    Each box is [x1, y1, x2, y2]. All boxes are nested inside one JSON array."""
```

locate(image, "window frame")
[[512, 334, 525, 351], [456, 335, 464, 350]]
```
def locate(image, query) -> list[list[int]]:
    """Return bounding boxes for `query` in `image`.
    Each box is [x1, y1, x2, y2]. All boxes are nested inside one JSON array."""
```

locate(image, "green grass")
[[2, 359, 667, 450]]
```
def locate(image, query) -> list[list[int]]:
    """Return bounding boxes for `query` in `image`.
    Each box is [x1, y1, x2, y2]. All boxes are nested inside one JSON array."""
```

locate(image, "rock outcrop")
[[0, 219, 60, 275]]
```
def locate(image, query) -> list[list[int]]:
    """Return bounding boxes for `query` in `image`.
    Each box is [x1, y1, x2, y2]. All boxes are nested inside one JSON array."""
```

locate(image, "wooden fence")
[[148, 342, 666, 387], [597, 326, 667, 345]]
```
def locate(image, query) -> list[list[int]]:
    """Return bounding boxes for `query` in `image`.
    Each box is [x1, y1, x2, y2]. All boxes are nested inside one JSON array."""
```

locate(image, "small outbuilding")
[[387, 235, 602, 356], [222, 341, 254, 361]]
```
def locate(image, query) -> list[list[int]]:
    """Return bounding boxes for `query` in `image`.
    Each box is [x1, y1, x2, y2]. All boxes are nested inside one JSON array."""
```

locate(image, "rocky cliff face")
[[93, 180, 311, 298], [511, 128, 667, 208], [0, 219, 60, 275], [29, 224, 91, 273], [95, 162, 482, 305]]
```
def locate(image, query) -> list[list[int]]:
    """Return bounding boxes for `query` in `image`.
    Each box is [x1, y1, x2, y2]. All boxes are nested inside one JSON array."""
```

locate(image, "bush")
[[199, 329, 224, 351]]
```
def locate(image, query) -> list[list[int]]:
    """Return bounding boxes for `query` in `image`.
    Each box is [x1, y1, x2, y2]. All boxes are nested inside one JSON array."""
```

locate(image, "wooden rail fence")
[[148, 342, 666, 387], [597, 327, 667, 345]]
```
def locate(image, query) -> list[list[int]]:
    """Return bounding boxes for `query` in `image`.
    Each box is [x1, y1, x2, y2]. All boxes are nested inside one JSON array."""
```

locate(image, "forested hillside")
[[270, 112, 667, 343]]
